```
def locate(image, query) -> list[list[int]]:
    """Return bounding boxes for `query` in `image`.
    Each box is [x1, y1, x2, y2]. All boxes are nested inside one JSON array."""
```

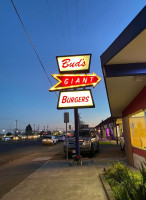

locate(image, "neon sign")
[[49, 73, 101, 91], [56, 54, 91, 74], [57, 90, 95, 109]]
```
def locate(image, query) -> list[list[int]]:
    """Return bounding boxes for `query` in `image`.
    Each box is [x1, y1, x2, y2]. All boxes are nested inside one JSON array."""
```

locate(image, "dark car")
[[64, 129, 99, 157]]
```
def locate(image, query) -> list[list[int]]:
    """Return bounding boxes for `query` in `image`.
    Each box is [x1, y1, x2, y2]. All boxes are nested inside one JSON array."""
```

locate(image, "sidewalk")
[[1, 160, 107, 200]]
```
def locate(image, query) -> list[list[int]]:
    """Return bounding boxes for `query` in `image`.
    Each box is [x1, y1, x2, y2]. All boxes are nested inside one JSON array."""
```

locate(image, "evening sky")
[[0, 0, 145, 132]]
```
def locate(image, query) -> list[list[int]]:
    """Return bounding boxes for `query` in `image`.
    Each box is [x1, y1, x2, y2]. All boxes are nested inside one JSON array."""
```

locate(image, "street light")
[[2, 129, 6, 136]]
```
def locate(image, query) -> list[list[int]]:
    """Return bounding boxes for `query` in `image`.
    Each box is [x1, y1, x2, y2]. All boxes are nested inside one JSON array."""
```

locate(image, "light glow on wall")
[[106, 128, 110, 137]]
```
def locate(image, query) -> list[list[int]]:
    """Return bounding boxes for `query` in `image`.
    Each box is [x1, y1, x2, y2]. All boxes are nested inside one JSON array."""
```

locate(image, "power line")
[[10, 0, 58, 97], [76, 0, 79, 53], [46, 0, 60, 54], [55, 1, 68, 52], [66, 0, 70, 51]]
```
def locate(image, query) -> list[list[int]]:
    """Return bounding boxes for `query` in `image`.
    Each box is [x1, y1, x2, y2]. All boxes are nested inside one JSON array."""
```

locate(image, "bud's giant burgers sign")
[[56, 54, 91, 74], [50, 54, 101, 110], [57, 90, 95, 109]]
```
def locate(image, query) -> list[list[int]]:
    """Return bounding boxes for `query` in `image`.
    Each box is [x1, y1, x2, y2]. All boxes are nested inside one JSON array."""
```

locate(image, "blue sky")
[[0, 0, 145, 132]]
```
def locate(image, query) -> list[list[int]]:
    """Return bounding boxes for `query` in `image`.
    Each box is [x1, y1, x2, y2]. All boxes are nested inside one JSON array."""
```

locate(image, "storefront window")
[[129, 110, 146, 149]]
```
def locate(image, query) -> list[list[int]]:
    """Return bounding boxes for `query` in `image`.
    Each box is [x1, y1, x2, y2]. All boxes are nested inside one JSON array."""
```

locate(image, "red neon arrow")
[[49, 73, 101, 91]]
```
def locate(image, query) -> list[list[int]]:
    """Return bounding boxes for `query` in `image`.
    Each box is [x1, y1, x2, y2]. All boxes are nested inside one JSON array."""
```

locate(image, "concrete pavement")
[[0, 141, 126, 200], [1, 160, 107, 200]]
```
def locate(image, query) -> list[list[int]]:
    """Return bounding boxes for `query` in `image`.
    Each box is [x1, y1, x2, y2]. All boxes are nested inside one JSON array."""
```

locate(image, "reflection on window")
[[129, 110, 146, 149]]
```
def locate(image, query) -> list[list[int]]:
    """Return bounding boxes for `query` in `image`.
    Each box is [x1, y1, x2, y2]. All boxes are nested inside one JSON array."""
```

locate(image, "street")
[[0, 139, 64, 198]]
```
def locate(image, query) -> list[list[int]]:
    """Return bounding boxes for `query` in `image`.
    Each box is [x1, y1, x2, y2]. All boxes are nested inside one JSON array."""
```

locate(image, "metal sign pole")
[[64, 112, 69, 162], [74, 108, 80, 156], [66, 122, 68, 161]]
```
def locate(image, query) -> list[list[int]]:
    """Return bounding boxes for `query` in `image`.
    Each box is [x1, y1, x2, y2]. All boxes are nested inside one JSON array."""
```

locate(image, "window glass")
[[129, 110, 146, 149]]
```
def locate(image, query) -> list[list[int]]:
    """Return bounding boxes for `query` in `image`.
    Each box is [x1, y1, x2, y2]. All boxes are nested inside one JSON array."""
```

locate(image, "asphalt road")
[[0, 139, 42, 154], [0, 139, 64, 198]]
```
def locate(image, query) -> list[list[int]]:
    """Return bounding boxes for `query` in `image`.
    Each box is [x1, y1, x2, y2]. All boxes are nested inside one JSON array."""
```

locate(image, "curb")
[[99, 173, 115, 200]]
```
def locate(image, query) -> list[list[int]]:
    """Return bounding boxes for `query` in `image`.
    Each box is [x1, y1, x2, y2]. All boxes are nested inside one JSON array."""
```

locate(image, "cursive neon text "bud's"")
[[62, 59, 86, 68]]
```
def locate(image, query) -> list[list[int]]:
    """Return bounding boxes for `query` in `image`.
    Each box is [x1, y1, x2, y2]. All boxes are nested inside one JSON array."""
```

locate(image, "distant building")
[[95, 117, 120, 141]]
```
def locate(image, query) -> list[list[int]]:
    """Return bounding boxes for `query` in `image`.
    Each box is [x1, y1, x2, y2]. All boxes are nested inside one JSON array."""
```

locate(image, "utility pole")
[[47, 125, 48, 132], [16, 120, 17, 130], [38, 125, 39, 133], [34, 124, 35, 133], [15, 120, 17, 135], [44, 126, 45, 131]]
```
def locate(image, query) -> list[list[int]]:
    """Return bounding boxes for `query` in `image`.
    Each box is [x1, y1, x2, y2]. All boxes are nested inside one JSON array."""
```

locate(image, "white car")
[[2, 137, 11, 141], [54, 136, 58, 143], [42, 135, 58, 145]]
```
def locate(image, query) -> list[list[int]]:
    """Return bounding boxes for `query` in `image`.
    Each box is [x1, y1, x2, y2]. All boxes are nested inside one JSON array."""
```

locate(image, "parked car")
[[28, 135, 33, 139], [42, 135, 58, 145], [58, 135, 65, 142], [2, 137, 11, 141], [13, 136, 19, 141], [54, 136, 58, 143], [64, 130, 99, 157], [120, 135, 125, 151], [21, 135, 27, 139]]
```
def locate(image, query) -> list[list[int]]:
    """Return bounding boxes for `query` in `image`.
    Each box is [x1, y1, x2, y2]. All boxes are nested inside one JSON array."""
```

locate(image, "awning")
[[100, 6, 146, 117]]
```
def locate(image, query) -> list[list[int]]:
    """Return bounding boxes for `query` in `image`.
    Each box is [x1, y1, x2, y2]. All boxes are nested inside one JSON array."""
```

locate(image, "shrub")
[[104, 160, 146, 200]]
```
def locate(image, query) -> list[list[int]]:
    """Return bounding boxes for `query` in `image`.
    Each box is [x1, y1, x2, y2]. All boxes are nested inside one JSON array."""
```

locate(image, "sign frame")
[[57, 89, 95, 110], [56, 54, 91, 74]]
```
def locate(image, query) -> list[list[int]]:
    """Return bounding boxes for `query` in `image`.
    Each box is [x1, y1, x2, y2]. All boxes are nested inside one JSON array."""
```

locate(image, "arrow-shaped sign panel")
[[49, 73, 101, 91]]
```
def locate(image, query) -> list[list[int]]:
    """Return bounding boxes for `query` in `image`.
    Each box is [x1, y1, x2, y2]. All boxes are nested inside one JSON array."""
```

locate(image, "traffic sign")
[[49, 73, 101, 91], [64, 112, 69, 123]]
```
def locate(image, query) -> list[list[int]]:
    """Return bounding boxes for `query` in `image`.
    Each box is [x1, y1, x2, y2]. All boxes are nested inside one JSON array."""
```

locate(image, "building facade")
[[100, 6, 146, 168]]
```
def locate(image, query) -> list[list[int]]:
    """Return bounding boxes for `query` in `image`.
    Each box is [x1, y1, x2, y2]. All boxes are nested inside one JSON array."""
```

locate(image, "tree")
[[78, 113, 86, 129], [40, 130, 44, 136], [6, 132, 12, 137], [25, 124, 32, 135]]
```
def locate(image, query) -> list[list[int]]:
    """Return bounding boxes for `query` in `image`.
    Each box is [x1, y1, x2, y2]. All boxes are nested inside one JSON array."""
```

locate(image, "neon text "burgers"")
[[62, 96, 89, 103]]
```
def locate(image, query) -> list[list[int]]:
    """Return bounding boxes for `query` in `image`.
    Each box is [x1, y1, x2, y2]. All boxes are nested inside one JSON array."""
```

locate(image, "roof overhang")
[[100, 6, 146, 117]]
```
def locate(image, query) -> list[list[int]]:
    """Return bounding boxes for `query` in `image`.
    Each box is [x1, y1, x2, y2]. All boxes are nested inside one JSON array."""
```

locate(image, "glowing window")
[[129, 110, 146, 149]]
